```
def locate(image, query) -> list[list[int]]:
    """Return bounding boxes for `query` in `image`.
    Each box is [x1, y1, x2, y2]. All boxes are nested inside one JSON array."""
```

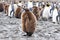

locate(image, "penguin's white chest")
[[52, 9, 58, 22]]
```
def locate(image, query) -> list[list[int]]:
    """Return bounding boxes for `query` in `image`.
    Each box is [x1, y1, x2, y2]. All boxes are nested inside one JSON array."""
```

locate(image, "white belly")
[[52, 9, 58, 22]]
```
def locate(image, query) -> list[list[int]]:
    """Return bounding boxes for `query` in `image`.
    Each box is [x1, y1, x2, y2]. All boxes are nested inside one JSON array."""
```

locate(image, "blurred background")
[[0, 0, 60, 3]]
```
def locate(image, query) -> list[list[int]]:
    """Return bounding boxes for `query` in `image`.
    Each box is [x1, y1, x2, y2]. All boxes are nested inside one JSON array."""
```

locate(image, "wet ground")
[[0, 12, 60, 40]]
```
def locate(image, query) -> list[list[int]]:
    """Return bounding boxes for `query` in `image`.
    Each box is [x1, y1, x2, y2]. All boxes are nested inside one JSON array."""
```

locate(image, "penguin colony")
[[0, 1, 60, 36]]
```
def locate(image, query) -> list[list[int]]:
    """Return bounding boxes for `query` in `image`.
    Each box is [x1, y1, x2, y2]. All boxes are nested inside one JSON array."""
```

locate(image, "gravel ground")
[[0, 12, 60, 40]]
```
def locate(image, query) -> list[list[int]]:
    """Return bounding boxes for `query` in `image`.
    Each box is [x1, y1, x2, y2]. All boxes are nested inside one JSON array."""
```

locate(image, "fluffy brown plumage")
[[15, 6, 21, 18], [0, 3, 4, 12], [21, 9, 37, 36], [32, 6, 40, 20], [3, 3, 9, 16]]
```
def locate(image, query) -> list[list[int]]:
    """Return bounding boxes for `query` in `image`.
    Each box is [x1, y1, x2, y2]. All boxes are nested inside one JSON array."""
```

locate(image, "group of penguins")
[[1, 1, 60, 36]]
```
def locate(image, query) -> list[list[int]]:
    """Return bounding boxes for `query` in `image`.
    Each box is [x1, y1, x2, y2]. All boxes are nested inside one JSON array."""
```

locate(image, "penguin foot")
[[27, 32, 33, 36], [10, 17, 12, 18], [52, 22, 55, 24], [57, 23, 59, 24], [16, 17, 19, 18]]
